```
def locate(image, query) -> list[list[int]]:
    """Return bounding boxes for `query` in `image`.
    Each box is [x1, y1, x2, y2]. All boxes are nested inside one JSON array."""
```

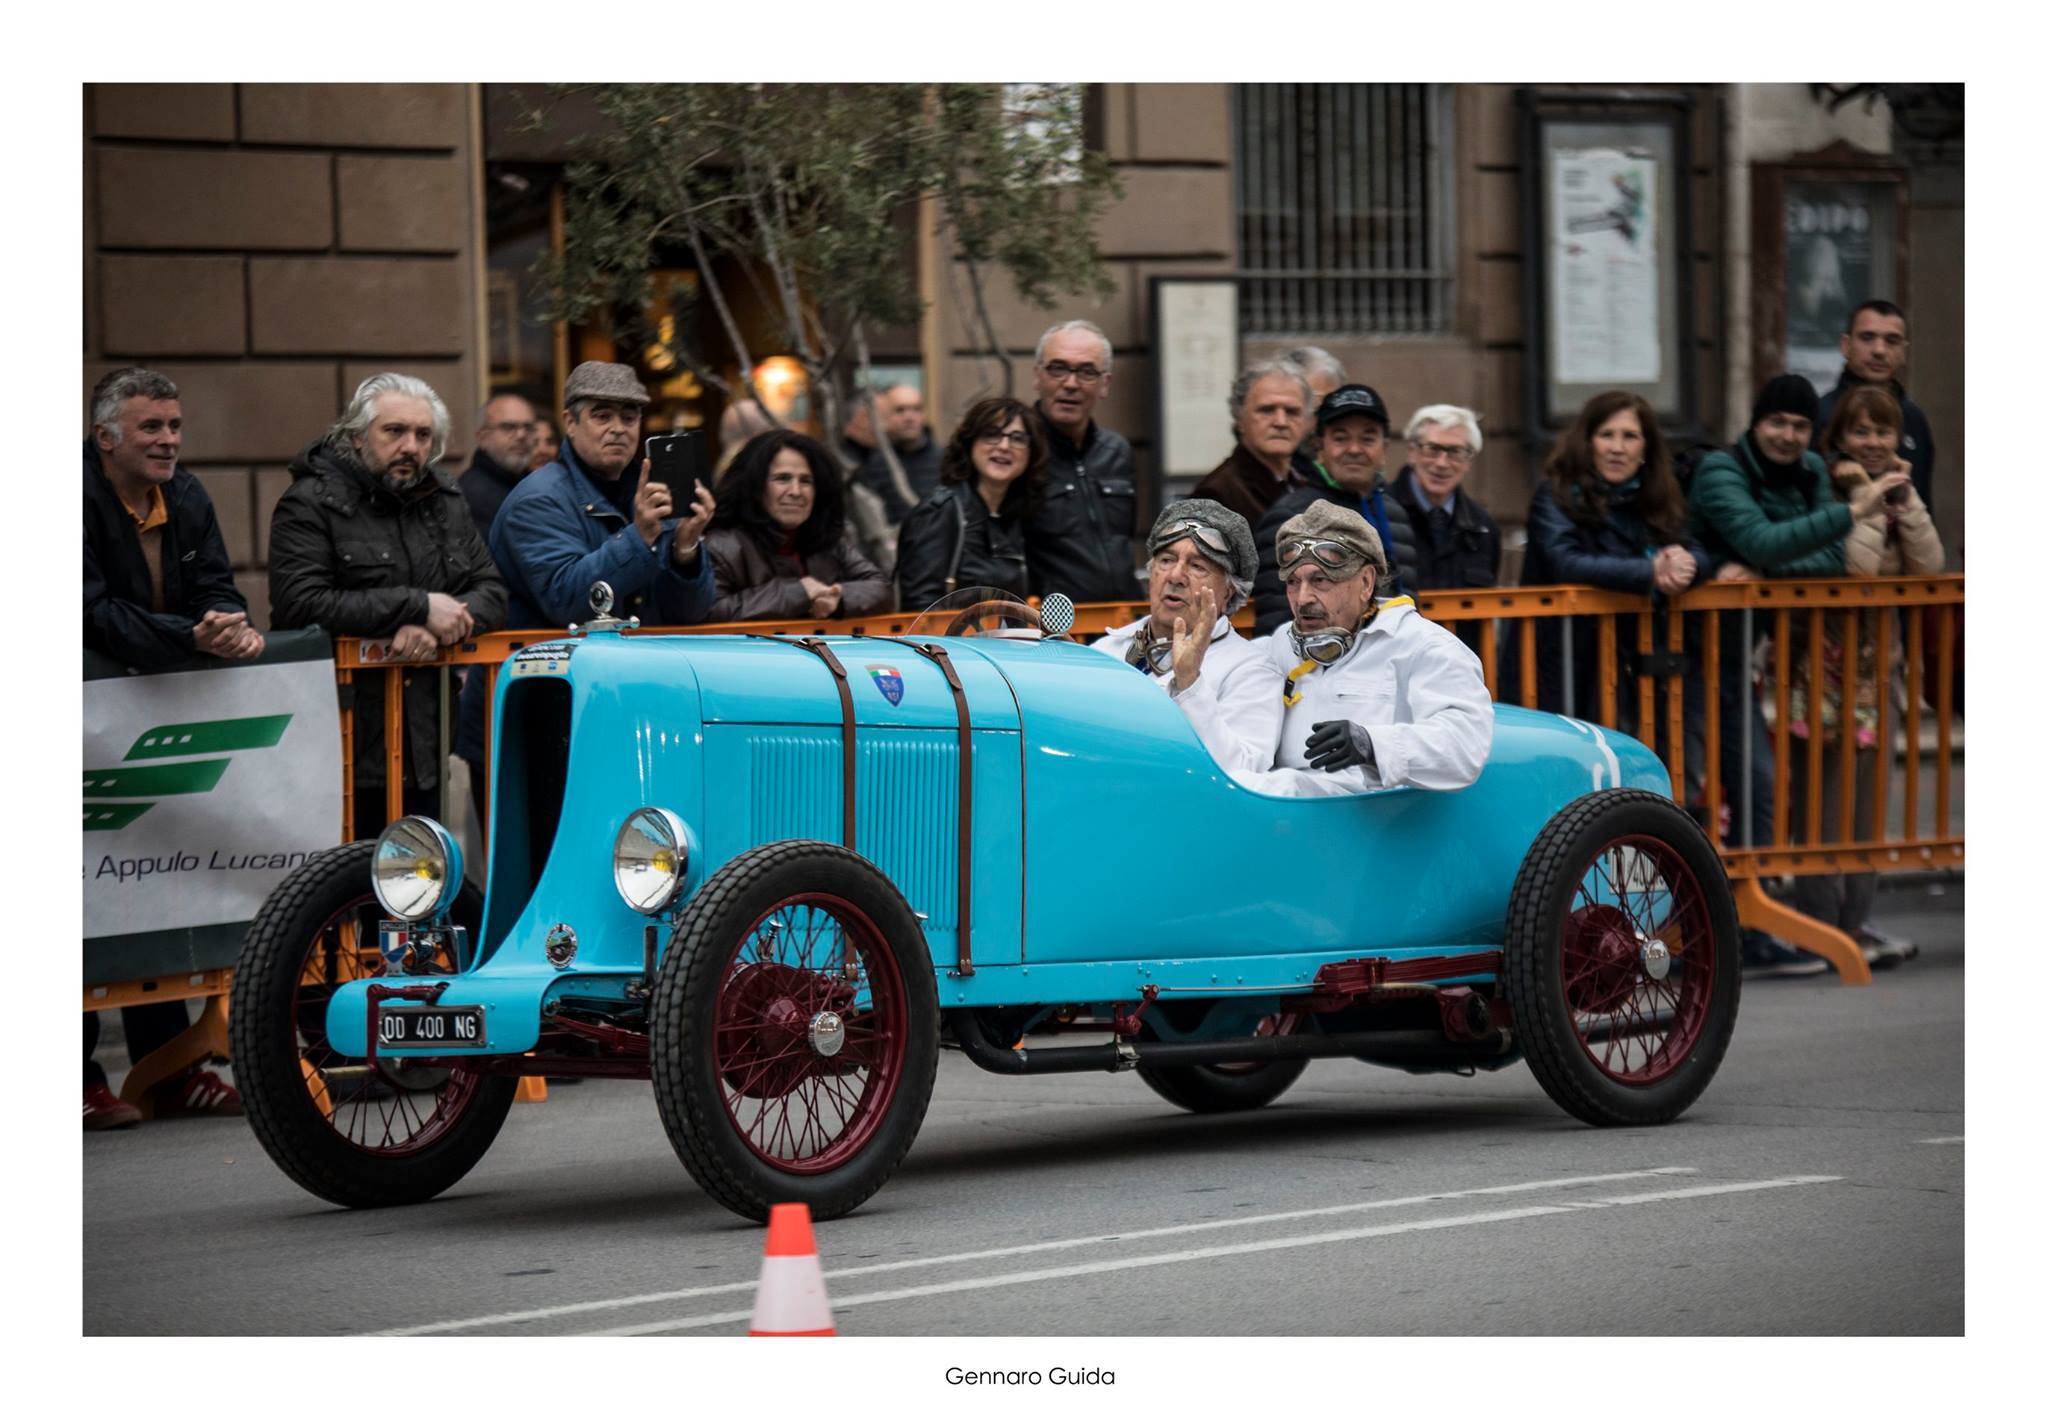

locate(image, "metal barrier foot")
[[1733, 879, 1872, 985], [118, 994, 233, 1116], [515, 1076, 548, 1104]]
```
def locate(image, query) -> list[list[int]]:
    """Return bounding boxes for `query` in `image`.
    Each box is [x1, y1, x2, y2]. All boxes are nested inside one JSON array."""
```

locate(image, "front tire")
[[651, 841, 939, 1222], [1503, 789, 1740, 1127], [229, 841, 516, 1208]]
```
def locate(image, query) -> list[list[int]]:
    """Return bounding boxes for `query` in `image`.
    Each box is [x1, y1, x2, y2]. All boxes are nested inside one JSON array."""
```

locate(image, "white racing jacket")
[[1243, 598, 1494, 797], [1091, 615, 1284, 786]]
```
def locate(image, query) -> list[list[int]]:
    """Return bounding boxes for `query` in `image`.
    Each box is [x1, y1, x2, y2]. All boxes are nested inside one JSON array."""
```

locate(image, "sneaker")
[[1741, 938, 1831, 978], [152, 1066, 244, 1118], [1856, 926, 1918, 970], [84, 1082, 143, 1130]]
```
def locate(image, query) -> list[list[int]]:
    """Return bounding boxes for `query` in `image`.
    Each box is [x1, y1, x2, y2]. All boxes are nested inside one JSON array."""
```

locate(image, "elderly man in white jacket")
[[1245, 500, 1492, 797], [1091, 499, 1283, 783]]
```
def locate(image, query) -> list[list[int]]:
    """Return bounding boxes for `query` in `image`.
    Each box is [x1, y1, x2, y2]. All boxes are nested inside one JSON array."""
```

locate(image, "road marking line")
[[594, 1175, 1844, 1336], [1917, 1136, 1964, 1146], [371, 1165, 1697, 1336]]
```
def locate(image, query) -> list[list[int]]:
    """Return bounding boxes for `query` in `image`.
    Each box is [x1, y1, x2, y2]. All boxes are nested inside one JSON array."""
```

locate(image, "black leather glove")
[[1306, 719, 1374, 772]]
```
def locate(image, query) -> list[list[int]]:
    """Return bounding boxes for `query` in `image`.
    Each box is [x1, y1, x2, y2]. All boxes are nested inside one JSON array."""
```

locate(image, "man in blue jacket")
[[458, 362, 717, 811]]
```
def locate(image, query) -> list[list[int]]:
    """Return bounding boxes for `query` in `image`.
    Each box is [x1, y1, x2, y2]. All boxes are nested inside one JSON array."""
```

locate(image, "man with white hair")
[[269, 371, 507, 820], [1387, 404, 1501, 596], [1092, 499, 1283, 783], [1281, 346, 1347, 482], [1027, 319, 1141, 602]]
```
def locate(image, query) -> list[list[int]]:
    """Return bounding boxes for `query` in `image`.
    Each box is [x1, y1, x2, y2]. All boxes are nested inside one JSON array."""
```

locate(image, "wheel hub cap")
[[1639, 938, 1672, 981], [808, 1011, 845, 1058]]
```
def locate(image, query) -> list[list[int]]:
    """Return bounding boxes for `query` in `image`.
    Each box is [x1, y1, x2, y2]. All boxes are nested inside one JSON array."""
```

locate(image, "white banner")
[[84, 659, 343, 939]]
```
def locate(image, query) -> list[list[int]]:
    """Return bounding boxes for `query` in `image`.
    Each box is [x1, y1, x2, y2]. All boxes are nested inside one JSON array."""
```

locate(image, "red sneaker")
[[153, 1066, 244, 1118], [84, 1082, 143, 1130]]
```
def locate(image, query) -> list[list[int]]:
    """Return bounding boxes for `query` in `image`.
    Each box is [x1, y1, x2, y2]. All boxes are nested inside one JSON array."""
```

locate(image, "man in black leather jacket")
[[1025, 320, 1141, 603]]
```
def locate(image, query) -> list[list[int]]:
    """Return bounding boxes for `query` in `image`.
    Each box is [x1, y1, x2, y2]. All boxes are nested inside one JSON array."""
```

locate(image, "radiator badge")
[[866, 665, 905, 707]]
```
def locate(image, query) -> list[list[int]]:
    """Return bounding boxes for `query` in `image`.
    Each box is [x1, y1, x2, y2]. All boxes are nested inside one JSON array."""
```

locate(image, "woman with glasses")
[[702, 430, 892, 622], [1520, 391, 1713, 724], [895, 398, 1047, 613]]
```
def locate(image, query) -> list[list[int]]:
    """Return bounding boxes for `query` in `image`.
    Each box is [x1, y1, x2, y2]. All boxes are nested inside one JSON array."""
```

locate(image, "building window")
[[1233, 84, 1455, 335]]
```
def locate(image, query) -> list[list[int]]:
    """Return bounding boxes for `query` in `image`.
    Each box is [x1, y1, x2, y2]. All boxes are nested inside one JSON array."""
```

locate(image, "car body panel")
[[329, 628, 1669, 1056]]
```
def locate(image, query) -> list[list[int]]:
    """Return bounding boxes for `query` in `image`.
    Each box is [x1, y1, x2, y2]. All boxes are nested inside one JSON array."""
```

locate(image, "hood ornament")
[[568, 580, 639, 637]]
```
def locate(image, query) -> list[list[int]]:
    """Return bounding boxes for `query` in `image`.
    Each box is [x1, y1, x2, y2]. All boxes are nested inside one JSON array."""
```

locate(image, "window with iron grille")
[[1233, 84, 1455, 335]]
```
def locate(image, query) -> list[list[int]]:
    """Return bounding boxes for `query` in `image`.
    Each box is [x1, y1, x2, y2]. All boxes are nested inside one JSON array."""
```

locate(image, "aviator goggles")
[[1124, 629, 1176, 677], [1278, 536, 1368, 575], [1151, 519, 1234, 565]]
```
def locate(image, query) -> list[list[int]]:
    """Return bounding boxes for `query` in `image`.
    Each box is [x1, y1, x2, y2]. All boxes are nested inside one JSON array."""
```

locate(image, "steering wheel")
[[942, 599, 1041, 638]]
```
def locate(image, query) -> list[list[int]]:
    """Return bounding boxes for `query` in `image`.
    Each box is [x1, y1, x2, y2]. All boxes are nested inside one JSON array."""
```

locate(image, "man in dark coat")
[[1193, 359, 1313, 529], [82, 367, 256, 1127], [1386, 403, 1501, 658], [458, 392, 540, 542], [1249, 384, 1418, 633], [852, 384, 943, 522], [1025, 320, 1142, 603], [268, 372, 506, 822], [1813, 300, 1936, 515], [85, 367, 262, 669]]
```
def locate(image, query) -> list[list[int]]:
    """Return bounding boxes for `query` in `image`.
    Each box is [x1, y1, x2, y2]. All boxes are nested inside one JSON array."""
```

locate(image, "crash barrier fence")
[[84, 574, 1959, 1072]]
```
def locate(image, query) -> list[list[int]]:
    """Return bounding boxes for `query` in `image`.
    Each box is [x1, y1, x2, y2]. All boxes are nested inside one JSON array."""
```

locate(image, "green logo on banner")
[[84, 714, 293, 831]]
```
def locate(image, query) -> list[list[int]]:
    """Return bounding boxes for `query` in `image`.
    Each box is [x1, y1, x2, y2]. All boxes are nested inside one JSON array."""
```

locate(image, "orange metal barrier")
[[333, 574, 1962, 983]]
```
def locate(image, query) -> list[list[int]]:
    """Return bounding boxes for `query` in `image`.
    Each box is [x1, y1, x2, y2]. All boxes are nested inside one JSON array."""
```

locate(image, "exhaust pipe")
[[949, 1008, 1511, 1077]]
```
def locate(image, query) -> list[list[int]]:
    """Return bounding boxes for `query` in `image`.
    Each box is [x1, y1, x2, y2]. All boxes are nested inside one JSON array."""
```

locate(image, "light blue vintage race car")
[[231, 588, 1740, 1223]]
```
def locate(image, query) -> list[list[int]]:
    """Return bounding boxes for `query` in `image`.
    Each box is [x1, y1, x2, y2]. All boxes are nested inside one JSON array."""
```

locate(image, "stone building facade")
[[83, 82, 1961, 625]]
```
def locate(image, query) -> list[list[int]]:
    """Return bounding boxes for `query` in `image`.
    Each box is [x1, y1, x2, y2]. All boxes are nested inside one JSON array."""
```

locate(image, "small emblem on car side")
[[867, 665, 905, 706]]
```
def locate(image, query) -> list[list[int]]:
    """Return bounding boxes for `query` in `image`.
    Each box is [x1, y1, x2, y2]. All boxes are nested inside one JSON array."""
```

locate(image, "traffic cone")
[[748, 1203, 835, 1336]]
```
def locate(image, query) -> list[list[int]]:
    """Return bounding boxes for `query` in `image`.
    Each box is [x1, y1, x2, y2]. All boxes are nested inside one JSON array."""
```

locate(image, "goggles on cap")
[[1279, 536, 1367, 574], [1152, 518, 1234, 563]]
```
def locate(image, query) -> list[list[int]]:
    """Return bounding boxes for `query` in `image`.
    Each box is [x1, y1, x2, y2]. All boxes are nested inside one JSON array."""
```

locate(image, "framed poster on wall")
[[1517, 90, 1701, 452], [1751, 144, 1908, 394], [1148, 276, 1241, 511]]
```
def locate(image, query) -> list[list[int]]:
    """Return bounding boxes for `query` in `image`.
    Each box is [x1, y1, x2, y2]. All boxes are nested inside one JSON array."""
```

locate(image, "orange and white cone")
[[748, 1203, 835, 1336]]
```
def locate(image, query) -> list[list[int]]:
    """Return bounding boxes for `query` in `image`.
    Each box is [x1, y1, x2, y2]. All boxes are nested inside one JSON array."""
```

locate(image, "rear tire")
[[229, 841, 516, 1208], [1136, 1014, 1308, 1113], [1503, 789, 1740, 1127]]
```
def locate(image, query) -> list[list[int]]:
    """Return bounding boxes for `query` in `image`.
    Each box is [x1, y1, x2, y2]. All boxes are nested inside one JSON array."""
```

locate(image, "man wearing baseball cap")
[[1092, 499, 1283, 784], [1249, 383, 1418, 634], [1247, 501, 1492, 797]]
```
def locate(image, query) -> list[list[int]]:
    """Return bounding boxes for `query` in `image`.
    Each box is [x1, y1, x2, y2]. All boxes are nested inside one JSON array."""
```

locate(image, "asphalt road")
[[83, 879, 1962, 1338]]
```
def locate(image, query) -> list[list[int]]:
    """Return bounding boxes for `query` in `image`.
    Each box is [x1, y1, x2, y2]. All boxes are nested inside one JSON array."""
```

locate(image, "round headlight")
[[372, 816, 463, 923], [614, 807, 688, 915]]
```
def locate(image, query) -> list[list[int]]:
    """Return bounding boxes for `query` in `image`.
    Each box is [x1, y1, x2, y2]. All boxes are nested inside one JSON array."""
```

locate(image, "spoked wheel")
[[1503, 789, 1740, 1127], [651, 841, 938, 1222], [229, 840, 516, 1207], [1136, 1013, 1309, 1114]]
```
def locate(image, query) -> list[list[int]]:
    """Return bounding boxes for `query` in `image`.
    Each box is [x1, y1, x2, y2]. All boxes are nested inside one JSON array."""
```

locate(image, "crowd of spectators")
[[81, 299, 1954, 1124]]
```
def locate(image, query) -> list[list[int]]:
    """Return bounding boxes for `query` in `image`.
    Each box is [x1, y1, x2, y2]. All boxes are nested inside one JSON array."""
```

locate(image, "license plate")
[[376, 1006, 486, 1048]]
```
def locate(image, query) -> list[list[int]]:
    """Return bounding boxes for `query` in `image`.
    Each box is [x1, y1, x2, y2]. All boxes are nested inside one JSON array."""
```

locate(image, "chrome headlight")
[[614, 807, 688, 915], [372, 816, 463, 923]]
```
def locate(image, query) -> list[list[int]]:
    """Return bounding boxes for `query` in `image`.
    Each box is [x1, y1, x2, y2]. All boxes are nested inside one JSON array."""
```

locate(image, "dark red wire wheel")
[[1557, 838, 1717, 1085], [712, 895, 908, 1171], [1504, 789, 1740, 1128], [230, 841, 516, 1208], [652, 841, 938, 1222]]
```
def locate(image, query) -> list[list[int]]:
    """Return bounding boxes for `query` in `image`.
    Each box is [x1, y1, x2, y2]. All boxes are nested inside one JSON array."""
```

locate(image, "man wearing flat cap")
[[1248, 501, 1493, 796], [488, 361, 717, 626], [1092, 499, 1283, 784], [457, 362, 719, 808]]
